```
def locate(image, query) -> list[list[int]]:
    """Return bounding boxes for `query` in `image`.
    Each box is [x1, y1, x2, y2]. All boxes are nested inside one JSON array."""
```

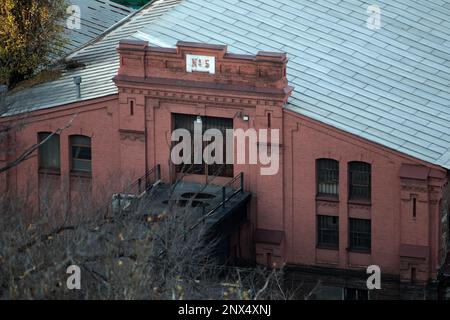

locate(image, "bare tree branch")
[[0, 114, 77, 174]]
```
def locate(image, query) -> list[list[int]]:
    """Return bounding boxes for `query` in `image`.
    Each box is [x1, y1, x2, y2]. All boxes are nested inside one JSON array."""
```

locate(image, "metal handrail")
[[101, 164, 161, 216], [122, 164, 161, 195], [157, 172, 245, 258], [190, 172, 244, 230]]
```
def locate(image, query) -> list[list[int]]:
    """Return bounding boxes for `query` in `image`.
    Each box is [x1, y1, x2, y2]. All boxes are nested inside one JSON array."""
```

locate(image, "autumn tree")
[[0, 0, 68, 88]]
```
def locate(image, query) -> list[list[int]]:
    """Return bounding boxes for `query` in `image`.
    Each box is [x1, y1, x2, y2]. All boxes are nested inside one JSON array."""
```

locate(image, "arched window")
[[38, 132, 60, 171], [316, 158, 339, 196], [348, 161, 371, 200], [70, 135, 92, 173]]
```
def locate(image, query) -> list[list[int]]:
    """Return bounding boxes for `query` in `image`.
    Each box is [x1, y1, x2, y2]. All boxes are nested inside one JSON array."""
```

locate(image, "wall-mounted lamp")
[[237, 112, 249, 121], [195, 115, 202, 124]]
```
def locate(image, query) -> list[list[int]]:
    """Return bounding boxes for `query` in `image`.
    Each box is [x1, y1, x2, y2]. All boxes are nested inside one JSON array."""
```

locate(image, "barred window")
[[70, 135, 92, 173], [348, 162, 371, 200], [317, 158, 339, 196], [317, 215, 339, 249], [38, 132, 60, 171], [349, 218, 371, 251]]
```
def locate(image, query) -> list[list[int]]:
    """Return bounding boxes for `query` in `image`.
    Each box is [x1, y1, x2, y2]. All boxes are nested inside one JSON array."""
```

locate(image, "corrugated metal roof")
[[62, 0, 135, 55], [3, 0, 450, 170]]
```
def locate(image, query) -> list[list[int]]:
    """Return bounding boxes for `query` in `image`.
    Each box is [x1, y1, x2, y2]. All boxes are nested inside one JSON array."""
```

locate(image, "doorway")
[[172, 113, 234, 182]]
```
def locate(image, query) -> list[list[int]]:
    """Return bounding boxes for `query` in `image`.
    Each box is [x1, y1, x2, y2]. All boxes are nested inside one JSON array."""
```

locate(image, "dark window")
[[317, 215, 339, 249], [349, 218, 371, 251], [348, 161, 371, 200], [344, 288, 369, 300], [130, 100, 134, 115], [70, 135, 92, 173], [38, 132, 60, 171], [173, 114, 233, 177], [412, 196, 417, 218], [411, 267, 417, 283], [266, 253, 272, 267], [317, 159, 339, 196]]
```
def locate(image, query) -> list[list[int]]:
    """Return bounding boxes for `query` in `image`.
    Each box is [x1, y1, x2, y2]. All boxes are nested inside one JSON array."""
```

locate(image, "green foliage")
[[0, 0, 68, 88]]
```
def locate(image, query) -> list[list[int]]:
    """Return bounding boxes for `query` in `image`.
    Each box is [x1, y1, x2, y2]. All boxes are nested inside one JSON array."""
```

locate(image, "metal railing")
[[191, 172, 244, 230], [109, 164, 161, 215], [221, 171, 244, 208], [122, 164, 161, 195]]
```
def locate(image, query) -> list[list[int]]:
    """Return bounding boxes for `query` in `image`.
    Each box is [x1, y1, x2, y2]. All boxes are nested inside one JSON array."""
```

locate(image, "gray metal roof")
[[3, 0, 450, 169], [62, 0, 135, 55]]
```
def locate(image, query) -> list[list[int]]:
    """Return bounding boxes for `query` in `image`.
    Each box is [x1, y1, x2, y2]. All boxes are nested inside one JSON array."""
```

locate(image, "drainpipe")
[[144, 102, 148, 176], [73, 76, 82, 99]]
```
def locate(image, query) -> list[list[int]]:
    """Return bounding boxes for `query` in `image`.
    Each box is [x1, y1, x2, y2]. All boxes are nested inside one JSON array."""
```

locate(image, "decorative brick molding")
[[114, 40, 293, 106], [119, 129, 145, 142], [317, 200, 339, 208]]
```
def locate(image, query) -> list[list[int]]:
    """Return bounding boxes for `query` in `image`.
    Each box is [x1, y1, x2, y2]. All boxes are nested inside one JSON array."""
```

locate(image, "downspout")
[[144, 48, 148, 176], [144, 103, 148, 175]]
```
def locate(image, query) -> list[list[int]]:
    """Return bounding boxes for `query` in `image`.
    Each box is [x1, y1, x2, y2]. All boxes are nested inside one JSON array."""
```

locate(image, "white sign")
[[186, 54, 215, 74]]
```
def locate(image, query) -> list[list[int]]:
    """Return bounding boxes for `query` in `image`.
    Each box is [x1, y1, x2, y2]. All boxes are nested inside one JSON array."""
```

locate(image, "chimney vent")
[[73, 76, 82, 99]]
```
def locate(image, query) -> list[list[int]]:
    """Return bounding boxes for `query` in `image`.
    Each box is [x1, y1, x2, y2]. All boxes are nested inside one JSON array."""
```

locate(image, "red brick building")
[[1, 0, 449, 298]]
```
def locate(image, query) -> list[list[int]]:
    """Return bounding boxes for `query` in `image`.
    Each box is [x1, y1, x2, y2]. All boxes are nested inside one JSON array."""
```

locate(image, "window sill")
[[316, 245, 339, 251], [347, 248, 371, 254], [316, 194, 339, 202], [70, 171, 92, 178], [38, 168, 61, 176], [348, 198, 371, 206]]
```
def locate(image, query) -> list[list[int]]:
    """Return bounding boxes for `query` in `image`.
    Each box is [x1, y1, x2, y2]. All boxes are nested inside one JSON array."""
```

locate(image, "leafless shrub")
[[0, 170, 293, 300]]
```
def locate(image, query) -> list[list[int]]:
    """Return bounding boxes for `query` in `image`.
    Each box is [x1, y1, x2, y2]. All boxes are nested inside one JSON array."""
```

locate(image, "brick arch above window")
[[64, 125, 95, 140]]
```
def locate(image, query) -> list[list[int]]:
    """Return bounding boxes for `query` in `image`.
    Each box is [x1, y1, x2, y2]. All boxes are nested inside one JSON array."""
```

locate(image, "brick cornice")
[[115, 84, 288, 107], [114, 40, 293, 107]]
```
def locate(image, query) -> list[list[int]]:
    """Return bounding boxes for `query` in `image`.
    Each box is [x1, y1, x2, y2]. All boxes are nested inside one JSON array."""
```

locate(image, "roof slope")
[[3, 0, 450, 169], [62, 0, 135, 55], [3, 0, 182, 115]]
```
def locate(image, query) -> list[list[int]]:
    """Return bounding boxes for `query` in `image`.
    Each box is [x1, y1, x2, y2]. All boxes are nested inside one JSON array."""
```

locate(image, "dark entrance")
[[172, 113, 234, 178]]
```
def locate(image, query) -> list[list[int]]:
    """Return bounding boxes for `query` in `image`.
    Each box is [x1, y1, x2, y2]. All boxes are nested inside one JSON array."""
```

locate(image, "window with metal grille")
[[317, 215, 339, 249], [38, 132, 60, 171], [317, 158, 339, 196], [349, 218, 371, 251], [70, 135, 92, 173], [348, 161, 371, 200], [173, 114, 233, 177]]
